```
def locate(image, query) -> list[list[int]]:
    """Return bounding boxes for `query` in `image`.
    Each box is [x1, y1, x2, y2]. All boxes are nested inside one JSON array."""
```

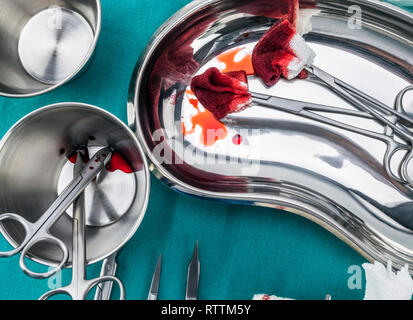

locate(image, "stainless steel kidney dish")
[[0, 103, 150, 267], [128, 0, 413, 271], [0, 0, 101, 97]]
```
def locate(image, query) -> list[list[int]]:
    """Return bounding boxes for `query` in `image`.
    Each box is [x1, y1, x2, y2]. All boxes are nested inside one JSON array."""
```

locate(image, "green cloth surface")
[[0, 0, 410, 300]]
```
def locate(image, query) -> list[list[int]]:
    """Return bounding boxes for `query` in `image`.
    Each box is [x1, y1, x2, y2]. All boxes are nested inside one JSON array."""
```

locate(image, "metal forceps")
[[306, 66, 413, 136], [305, 66, 413, 185], [0, 147, 112, 279], [40, 153, 125, 300], [251, 90, 413, 185]]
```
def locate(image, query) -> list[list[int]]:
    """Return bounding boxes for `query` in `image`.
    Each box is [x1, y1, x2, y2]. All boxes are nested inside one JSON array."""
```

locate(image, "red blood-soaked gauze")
[[190, 67, 252, 120], [68, 150, 133, 174], [148, 18, 211, 112], [252, 19, 316, 87]]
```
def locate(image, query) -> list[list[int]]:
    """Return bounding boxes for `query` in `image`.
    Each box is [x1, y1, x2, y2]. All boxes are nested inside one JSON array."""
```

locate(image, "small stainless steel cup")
[[0, 0, 101, 97], [0, 103, 150, 267]]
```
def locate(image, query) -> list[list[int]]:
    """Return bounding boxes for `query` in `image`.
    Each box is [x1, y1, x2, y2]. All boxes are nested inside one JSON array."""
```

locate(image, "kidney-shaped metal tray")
[[128, 0, 413, 271]]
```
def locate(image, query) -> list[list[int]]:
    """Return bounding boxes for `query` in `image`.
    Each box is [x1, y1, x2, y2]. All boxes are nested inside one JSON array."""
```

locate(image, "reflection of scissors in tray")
[[40, 153, 125, 300], [0, 147, 112, 279], [250, 84, 413, 186]]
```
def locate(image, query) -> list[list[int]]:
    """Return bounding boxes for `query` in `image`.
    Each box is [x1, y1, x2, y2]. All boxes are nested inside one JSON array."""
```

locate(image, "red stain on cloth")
[[252, 19, 315, 86], [190, 67, 251, 120]]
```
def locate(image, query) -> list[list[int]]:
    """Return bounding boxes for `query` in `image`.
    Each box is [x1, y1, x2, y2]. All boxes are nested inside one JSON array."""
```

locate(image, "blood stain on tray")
[[232, 134, 243, 145], [217, 47, 254, 75], [182, 93, 228, 147]]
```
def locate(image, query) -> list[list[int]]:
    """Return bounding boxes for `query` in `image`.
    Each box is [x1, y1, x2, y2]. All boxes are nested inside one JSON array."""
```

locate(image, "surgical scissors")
[[307, 66, 413, 185], [250, 86, 413, 186], [0, 147, 112, 279], [40, 153, 125, 300], [306, 66, 413, 136], [94, 251, 119, 300]]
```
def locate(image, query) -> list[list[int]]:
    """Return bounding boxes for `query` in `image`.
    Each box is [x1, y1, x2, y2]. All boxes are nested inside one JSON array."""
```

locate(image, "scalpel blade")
[[185, 241, 200, 300], [148, 254, 162, 300]]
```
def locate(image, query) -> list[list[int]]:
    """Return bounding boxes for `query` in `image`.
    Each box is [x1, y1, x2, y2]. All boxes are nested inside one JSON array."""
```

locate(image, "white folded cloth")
[[253, 261, 413, 300], [362, 261, 413, 300]]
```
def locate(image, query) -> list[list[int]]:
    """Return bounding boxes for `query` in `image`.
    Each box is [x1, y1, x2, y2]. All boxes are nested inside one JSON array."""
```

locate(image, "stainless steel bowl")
[[128, 0, 413, 271], [0, 0, 101, 97], [0, 103, 150, 266]]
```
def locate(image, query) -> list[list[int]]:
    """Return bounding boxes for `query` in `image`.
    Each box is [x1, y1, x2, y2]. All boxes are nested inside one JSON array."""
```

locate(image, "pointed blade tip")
[[148, 254, 162, 300], [194, 241, 199, 261]]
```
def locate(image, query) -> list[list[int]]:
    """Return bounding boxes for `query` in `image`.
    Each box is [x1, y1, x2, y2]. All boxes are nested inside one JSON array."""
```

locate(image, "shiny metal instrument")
[[251, 86, 413, 187], [40, 153, 125, 300], [186, 242, 200, 300], [148, 254, 162, 300], [306, 67, 413, 131], [94, 252, 119, 300], [306, 67, 413, 185], [0, 103, 150, 270], [0, 147, 112, 279], [128, 0, 413, 272]]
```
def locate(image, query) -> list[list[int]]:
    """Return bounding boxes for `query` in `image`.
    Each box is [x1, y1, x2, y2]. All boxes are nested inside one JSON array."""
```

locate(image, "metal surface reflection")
[[0, 0, 101, 97], [129, 0, 413, 271]]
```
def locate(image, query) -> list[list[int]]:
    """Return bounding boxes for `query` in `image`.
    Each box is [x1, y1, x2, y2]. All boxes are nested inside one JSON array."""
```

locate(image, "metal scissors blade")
[[250, 91, 404, 143], [251, 92, 373, 118], [249, 91, 413, 186], [0, 147, 113, 279], [148, 254, 162, 300], [72, 152, 87, 296], [305, 65, 413, 142], [94, 251, 119, 300], [185, 241, 200, 300], [40, 148, 126, 300], [74, 152, 83, 177]]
